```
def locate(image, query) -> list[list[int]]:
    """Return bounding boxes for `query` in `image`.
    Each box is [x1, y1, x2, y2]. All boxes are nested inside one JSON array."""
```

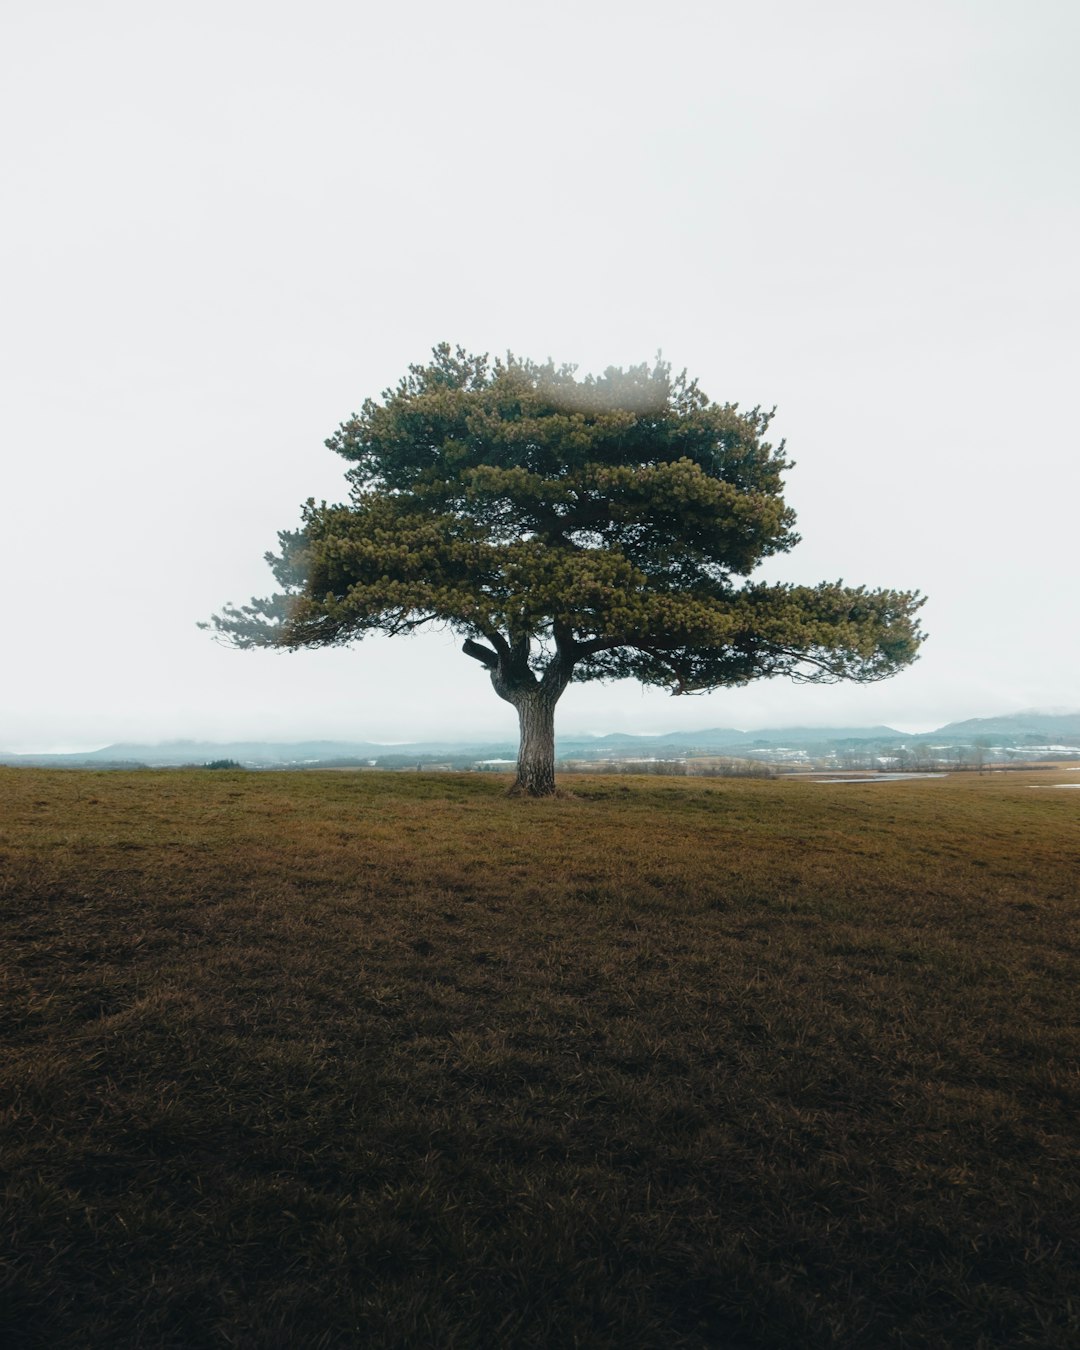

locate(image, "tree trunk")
[[510, 687, 559, 797], [462, 634, 574, 798]]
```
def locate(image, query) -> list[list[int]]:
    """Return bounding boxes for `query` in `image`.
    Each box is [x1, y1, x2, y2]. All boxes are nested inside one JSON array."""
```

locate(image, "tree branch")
[[385, 610, 438, 636], [574, 635, 623, 657], [636, 645, 696, 695], [484, 628, 513, 662], [510, 630, 531, 667], [462, 638, 499, 669]]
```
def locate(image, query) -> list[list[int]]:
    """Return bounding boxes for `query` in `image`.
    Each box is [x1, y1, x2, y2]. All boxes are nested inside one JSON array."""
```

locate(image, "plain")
[[1, 767, 1077, 1349]]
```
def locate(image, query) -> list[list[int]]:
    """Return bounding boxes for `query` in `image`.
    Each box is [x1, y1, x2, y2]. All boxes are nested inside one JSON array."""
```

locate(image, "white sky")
[[3, 0, 1078, 751]]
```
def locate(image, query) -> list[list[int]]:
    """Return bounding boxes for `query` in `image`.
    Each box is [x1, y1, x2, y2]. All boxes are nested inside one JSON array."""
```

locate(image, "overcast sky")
[[3, 0, 1077, 751]]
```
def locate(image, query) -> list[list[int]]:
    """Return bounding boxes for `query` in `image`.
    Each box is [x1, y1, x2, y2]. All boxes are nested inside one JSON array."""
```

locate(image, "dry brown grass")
[[1, 767, 1078, 1348]]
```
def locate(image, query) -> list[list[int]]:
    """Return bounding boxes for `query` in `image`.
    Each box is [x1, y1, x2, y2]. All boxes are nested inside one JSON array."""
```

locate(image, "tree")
[[205, 345, 926, 796]]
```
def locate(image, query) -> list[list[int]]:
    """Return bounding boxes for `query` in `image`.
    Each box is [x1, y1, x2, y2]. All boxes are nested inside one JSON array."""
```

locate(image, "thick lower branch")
[[462, 638, 499, 669]]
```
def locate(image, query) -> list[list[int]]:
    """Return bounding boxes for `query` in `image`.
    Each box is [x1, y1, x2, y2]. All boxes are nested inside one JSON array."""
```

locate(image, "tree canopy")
[[207, 345, 925, 794]]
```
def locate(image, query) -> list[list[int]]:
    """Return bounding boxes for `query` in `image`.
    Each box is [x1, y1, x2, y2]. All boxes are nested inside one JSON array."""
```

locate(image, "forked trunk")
[[462, 635, 574, 798], [511, 688, 559, 797]]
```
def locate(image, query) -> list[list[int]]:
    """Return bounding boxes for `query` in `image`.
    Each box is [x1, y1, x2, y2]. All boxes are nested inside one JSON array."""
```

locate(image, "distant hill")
[[740, 725, 906, 746], [3, 711, 1078, 768], [931, 712, 1080, 740], [0, 738, 518, 768], [0, 727, 899, 767], [75, 739, 401, 764]]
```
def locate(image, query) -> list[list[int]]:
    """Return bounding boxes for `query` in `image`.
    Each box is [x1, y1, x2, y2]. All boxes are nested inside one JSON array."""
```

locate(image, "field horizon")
[[2, 767, 1077, 1348], [5, 704, 1080, 768]]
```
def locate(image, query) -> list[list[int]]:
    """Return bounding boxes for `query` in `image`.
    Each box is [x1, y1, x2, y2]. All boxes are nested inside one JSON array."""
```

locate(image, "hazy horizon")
[[8, 706, 1080, 759]]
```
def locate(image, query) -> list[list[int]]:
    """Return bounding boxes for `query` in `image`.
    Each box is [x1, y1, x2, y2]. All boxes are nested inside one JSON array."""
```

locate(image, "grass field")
[[1, 766, 1077, 1348]]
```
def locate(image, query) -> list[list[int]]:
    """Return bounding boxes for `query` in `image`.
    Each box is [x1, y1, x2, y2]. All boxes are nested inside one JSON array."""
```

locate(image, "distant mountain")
[[0, 730, 753, 766], [560, 728, 749, 754], [575, 727, 747, 747], [81, 739, 400, 764], [557, 726, 908, 757], [3, 711, 1077, 768], [931, 712, 1080, 740], [741, 725, 906, 746], [0, 737, 518, 768]]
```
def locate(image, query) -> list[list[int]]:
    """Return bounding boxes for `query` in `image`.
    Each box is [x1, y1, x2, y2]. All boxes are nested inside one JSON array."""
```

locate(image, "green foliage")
[[203, 759, 243, 770], [206, 344, 925, 696]]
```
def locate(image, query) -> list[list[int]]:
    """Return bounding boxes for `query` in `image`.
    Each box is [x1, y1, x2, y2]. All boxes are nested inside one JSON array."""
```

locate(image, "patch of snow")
[[811, 773, 948, 784]]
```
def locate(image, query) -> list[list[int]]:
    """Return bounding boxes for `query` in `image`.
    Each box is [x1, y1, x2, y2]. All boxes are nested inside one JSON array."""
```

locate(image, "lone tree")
[[206, 345, 925, 795]]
